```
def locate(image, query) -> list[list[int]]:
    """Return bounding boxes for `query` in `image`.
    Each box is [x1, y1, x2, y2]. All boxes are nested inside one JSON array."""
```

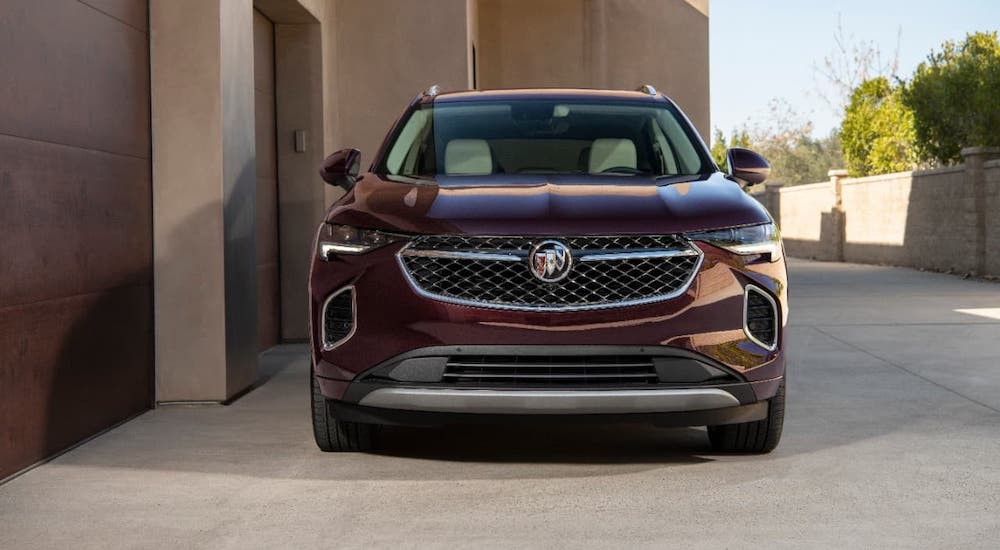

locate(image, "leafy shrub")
[[901, 31, 1000, 164], [840, 77, 917, 176]]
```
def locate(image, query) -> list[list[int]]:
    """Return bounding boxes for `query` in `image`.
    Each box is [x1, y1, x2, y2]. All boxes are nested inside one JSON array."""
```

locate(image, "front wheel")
[[707, 380, 785, 453], [311, 368, 378, 452]]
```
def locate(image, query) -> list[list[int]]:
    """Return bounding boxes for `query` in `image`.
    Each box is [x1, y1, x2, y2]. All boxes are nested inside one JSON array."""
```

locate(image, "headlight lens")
[[318, 224, 409, 259], [686, 222, 782, 261]]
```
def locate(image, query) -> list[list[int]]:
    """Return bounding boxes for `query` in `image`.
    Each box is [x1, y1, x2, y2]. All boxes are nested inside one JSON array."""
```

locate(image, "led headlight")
[[318, 224, 409, 259], [686, 222, 782, 261]]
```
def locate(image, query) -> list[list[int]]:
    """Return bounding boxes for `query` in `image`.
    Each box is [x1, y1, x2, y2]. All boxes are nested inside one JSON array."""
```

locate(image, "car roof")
[[424, 88, 667, 105]]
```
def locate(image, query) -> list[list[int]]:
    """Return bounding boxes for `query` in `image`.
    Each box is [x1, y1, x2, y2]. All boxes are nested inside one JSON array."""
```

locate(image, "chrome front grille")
[[444, 355, 659, 386], [398, 234, 702, 310]]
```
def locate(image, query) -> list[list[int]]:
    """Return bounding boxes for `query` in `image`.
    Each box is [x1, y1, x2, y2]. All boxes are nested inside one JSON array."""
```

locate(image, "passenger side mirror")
[[725, 148, 770, 187], [319, 148, 362, 191]]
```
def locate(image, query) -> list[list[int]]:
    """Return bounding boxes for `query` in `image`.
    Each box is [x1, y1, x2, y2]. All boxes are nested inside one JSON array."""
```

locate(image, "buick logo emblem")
[[529, 240, 572, 282]]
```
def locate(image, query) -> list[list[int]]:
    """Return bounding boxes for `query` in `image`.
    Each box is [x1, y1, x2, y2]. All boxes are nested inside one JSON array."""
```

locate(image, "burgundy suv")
[[310, 86, 786, 453]]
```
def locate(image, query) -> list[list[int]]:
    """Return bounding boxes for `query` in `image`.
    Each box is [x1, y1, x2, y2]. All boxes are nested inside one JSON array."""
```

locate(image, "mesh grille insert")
[[400, 235, 701, 310]]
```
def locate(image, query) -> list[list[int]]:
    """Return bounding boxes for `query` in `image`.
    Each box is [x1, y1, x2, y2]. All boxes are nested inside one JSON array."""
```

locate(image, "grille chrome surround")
[[397, 235, 703, 311]]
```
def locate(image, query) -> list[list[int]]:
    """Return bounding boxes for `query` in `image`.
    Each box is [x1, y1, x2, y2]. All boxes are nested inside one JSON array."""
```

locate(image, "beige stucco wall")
[[329, 0, 473, 173], [476, 0, 710, 137]]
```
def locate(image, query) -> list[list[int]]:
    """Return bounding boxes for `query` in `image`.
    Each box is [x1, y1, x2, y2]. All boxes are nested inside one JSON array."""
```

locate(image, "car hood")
[[326, 172, 771, 235]]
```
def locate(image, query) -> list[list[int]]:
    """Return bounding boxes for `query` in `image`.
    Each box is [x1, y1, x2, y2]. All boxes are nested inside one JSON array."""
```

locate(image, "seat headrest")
[[445, 139, 493, 175], [588, 138, 637, 174]]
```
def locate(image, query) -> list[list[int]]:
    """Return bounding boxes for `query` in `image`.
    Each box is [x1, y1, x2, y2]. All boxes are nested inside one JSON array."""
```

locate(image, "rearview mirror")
[[725, 148, 770, 187], [319, 148, 361, 191]]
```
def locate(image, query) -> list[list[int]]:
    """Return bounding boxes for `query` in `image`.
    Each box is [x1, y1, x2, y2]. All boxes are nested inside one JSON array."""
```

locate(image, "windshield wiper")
[[391, 173, 437, 185], [654, 173, 710, 186]]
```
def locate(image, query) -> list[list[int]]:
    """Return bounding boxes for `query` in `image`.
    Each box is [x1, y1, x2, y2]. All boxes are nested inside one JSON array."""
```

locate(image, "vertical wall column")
[[961, 147, 1000, 276], [151, 0, 258, 402], [828, 169, 848, 262]]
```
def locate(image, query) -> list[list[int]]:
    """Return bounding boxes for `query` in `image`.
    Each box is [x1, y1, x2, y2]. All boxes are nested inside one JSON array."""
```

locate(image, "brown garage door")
[[254, 9, 281, 351], [0, 0, 153, 479]]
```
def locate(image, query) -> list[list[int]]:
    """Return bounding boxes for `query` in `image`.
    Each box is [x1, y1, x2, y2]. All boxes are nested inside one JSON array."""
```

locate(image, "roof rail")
[[636, 84, 658, 96], [423, 84, 443, 97]]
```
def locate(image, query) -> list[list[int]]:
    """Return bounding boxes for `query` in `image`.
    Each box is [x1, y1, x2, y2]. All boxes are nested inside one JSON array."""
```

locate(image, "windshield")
[[379, 99, 712, 179]]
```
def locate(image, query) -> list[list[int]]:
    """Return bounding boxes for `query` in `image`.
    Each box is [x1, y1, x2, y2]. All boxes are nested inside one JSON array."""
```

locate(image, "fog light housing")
[[322, 287, 355, 350], [744, 285, 778, 350]]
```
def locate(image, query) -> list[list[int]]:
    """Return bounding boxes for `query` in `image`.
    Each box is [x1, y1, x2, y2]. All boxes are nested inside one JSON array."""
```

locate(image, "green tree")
[[710, 127, 750, 172], [901, 31, 1000, 164], [841, 77, 917, 176]]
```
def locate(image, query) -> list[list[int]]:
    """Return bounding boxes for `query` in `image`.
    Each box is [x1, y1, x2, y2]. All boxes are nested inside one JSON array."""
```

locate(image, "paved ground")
[[2, 259, 1000, 549]]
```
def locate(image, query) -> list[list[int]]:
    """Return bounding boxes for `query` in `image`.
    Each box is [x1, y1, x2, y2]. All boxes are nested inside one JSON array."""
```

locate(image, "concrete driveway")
[[2, 259, 999, 549]]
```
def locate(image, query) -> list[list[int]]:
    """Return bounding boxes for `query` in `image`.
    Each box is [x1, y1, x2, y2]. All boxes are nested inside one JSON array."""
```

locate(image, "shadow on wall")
[[26, 185, 260, 480], [38, 283, 153, 475], [783, 210, 842, 262]]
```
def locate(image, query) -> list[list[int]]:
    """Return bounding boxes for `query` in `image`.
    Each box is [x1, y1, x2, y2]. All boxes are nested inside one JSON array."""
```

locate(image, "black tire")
[[311, 369, 378, 452], [707, 380, 785, 453]]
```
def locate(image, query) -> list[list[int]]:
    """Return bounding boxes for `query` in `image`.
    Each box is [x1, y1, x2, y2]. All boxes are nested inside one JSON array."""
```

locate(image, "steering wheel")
[[599, 166, 645, 174]]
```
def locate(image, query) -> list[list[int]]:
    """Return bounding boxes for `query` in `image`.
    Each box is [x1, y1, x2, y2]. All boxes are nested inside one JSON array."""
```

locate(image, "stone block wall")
[[755, 148, 1000, 276]]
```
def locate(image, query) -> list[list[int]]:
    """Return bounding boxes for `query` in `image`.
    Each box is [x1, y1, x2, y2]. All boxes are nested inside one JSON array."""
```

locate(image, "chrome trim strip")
[[401, 248, 526, 262], [395, 247, 704, 312], [743, 284, 779, 351], [358, 387, 740, 414], [578, 249, 700, 262], [447, 361, 653, 369], [321, 286, 357, 352], [442, 372, 656, 380]]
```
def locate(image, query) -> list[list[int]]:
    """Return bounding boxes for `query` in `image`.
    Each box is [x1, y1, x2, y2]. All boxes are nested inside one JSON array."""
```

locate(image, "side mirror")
[[319, 148, 361, 190], [726, 147, 770, 187]]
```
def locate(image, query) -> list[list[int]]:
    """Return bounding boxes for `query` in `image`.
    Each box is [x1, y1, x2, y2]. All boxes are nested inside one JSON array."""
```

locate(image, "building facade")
[[0, 0, 709, 479]]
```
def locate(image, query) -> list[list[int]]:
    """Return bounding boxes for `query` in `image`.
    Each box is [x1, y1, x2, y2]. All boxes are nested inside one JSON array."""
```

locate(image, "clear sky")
[[709, 0, 1000, 141]]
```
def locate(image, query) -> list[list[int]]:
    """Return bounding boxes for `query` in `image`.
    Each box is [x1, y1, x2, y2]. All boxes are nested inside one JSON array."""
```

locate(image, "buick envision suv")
[[310, 86, 786, 453]]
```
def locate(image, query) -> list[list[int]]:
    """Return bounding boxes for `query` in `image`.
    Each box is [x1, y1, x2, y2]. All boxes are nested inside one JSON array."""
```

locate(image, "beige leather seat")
[[444, 139, 493, 175], [588, 138, 637, 173]]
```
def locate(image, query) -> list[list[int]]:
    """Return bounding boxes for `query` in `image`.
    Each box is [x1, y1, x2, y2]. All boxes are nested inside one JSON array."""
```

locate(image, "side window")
[[385, 109, 432, 175]]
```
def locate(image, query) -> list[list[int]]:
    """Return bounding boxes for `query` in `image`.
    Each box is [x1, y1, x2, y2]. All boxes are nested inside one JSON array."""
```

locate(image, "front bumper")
[[311, 241, 787, 403], [315, 344, 783, 425]]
